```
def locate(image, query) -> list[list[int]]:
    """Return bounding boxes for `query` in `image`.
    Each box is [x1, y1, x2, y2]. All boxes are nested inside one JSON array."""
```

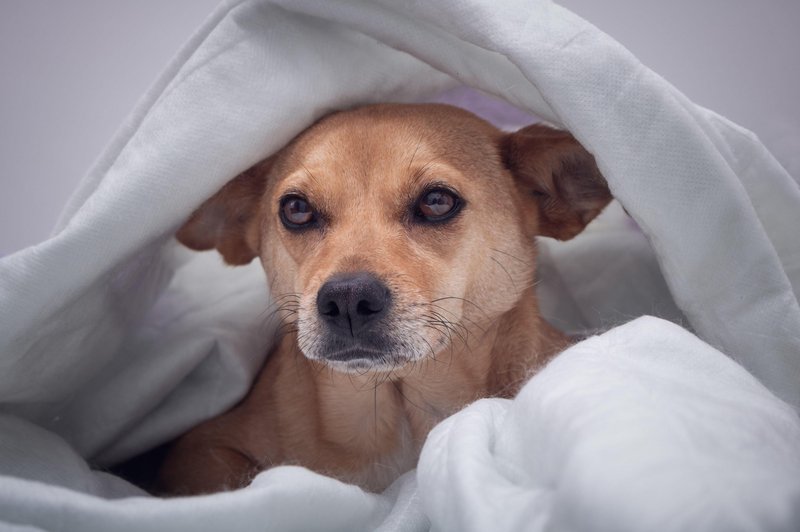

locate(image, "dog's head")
[[177, 104, 610, 373]]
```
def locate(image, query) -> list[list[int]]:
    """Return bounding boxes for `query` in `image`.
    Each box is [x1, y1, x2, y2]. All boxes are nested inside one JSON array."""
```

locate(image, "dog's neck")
[[282, 287, 567, 481]]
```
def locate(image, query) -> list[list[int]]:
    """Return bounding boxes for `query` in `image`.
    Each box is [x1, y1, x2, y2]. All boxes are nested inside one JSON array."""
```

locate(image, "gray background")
[[1, 0, 798, 256]]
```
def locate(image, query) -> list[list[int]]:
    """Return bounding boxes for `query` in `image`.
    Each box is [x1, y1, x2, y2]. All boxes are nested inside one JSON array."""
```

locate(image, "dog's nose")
[[316, 272, 390, 336]]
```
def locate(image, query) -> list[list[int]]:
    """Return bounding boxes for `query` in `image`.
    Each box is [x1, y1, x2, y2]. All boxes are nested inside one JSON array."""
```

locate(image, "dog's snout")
[[316, 272, 390, 336]]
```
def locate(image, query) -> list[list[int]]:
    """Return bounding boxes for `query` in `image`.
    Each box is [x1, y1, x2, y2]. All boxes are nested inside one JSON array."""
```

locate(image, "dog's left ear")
[[501, 124, 612, 240]]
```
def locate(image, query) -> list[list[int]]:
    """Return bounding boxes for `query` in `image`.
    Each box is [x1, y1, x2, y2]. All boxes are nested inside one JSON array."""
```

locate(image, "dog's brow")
[[278, 165, 323, 194], [410, 161, 436, 187], [301, 163, 321, 186], [280, 186, 305, 197], [407, 139, 423, 172]]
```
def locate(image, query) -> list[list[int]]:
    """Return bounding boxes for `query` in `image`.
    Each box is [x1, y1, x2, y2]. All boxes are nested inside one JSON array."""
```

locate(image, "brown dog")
[[157, 103, 611, 494]]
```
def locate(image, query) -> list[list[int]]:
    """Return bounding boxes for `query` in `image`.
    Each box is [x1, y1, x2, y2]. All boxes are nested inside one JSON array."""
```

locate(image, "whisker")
[[429, 310, 470, 349], [429, 303, 486, 334], [414, 330, 439, 365], [301, 163, 321, 186], [391, 381, 438, 417], [258, 293, 301, 318], [429, 295, 488, 318], [489, 255, 517, 290], [490, 247, 533, 266], [407, 138, 423, 171]]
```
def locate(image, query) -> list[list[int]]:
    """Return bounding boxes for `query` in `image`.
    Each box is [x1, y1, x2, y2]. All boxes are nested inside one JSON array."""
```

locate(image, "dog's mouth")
[[324, 346, 384, 362], [314, 335, 403, 373], [321, 349, 387, 373]]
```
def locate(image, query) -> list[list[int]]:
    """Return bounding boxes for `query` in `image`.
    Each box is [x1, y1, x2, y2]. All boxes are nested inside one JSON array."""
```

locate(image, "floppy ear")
[[176, 157, 274, 265], [501, 124, 612, 240]]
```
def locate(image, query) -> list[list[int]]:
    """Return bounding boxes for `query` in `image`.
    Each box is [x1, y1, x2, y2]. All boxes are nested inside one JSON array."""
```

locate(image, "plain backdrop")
[[1, 0, 799, 256]]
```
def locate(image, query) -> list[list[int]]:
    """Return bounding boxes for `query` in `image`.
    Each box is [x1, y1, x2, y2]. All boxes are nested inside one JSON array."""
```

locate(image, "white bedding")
[[1, 1, 799, 530]]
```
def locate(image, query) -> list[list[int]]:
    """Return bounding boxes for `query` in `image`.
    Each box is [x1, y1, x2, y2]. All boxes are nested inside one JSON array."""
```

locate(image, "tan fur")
[[157, 104, 611, 495]]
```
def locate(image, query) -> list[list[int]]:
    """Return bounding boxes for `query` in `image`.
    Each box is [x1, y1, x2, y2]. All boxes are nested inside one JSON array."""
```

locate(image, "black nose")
[[316, 272, 390, 336]]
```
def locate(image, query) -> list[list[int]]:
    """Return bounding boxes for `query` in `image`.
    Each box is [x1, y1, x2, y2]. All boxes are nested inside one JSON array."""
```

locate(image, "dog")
[[156, 103, 611, 494]]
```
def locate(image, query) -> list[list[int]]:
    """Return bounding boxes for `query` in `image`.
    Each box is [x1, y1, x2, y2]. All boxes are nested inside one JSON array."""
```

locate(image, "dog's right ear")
[[501, 124, 611, 241], [176, 157, 274, 265]]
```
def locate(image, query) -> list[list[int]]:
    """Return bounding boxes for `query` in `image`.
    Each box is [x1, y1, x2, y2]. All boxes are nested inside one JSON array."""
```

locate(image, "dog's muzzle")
[[315, 271, 393, 364]]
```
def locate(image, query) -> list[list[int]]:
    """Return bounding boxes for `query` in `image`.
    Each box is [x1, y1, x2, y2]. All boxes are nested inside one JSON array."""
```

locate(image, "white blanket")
[[1, 1, 799, 530]]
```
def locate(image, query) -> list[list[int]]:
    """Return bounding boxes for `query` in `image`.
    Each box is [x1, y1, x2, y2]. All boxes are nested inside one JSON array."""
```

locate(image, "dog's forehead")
[[276, 104, 503, 191], [300, 119, 422, 168]]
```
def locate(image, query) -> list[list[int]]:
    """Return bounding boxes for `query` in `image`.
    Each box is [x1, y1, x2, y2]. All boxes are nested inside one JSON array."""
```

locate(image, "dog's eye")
[[415, 188, 462, 223], [280, 195, 316, 228]]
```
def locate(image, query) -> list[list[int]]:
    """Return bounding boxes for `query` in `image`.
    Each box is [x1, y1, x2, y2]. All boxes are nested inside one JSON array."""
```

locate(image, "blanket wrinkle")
[[418, 318, 800, 532]]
